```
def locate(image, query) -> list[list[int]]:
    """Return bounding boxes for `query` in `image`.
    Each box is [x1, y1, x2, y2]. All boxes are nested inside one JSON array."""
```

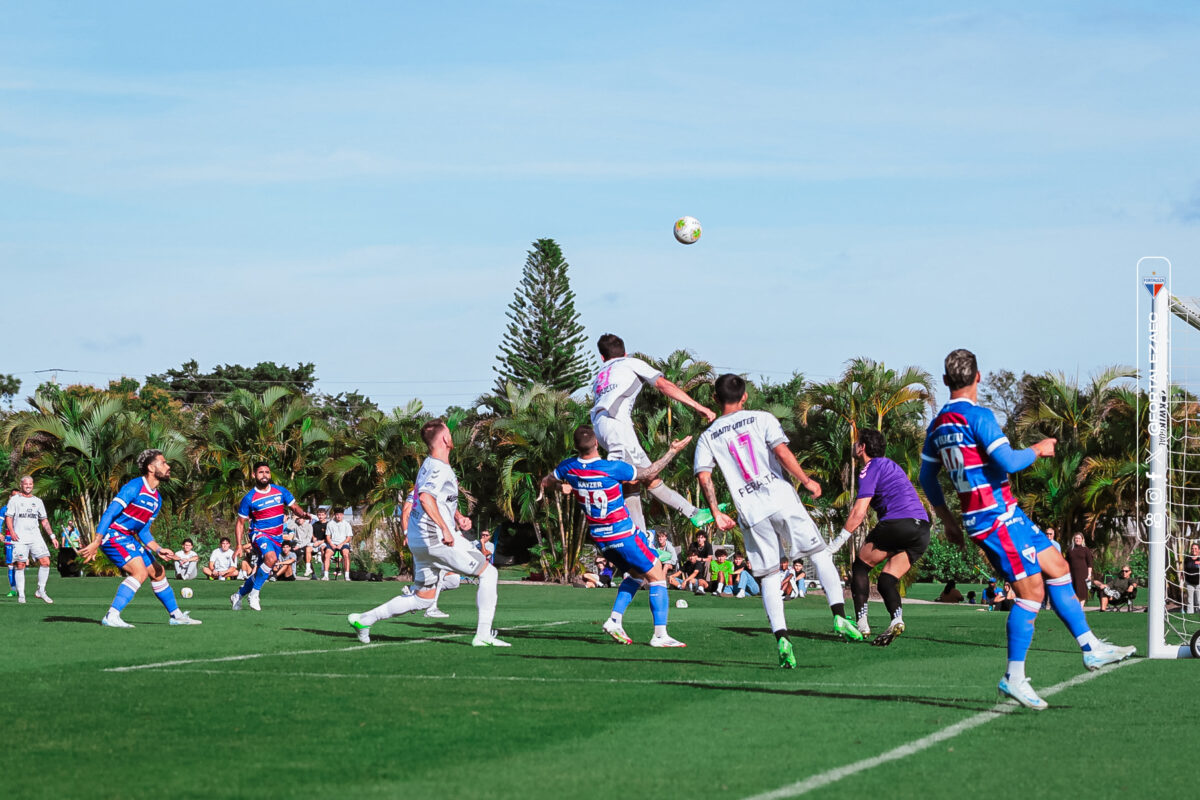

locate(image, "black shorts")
[[864, 518, 931, 563]]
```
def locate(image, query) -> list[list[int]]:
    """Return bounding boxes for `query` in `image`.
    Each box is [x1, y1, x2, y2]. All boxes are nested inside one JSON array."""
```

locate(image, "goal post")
[[1138, 256, 1195, 659]]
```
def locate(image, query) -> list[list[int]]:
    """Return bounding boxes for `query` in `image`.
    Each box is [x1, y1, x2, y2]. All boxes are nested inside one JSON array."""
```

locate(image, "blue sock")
[[648, 581, 669, 626], [110, 577, 141, 613], [7, 566, 13, 588], [1045, 575, 1092, 645], [238, 573, 255, 597], [612, 577, 641, 616], [1006, 598, 1039, 664], [252, 563, 272, 591], [152, 579, 179, 615]]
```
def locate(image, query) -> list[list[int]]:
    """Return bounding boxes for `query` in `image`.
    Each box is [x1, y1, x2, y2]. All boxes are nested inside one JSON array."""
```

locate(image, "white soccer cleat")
[[601, 618, 633, 645], [348, 613, 371, 644], [472, 630, 512, 647], [17, 595, 25, 604], [101, 613, 134, 628], [229, 592, 242, 611], [1083, 641, 1137, 671], [34, 589, 53, 604], [998, 676, 1048, 710], [423, 607, 450, 619], [857, 613, 871, 637], [321, 575, 330, 581], [649, 633, 687, 648], [169, 612, 202, 625], [248, 593, 262, 611]]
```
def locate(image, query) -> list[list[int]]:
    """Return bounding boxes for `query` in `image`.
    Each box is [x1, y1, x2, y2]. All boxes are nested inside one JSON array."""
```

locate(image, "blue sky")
[[3, 1, 1199, 411]]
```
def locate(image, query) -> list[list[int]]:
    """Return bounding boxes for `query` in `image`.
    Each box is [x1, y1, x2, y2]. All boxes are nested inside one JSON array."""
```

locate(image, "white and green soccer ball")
[[674, 216, 702, 245], [180, 587, 193, 599]]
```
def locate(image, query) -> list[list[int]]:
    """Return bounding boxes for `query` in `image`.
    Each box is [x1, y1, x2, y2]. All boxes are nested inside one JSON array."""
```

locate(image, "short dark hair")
[[252, 461, 271, 472], [714, 373, 746, 405], [943, 349, 978, 391], [597, 333, 626, 359], [857, 428, 886, 458], [715, 548, 727, 557], [220, 537, 230, 544], [137, 448, 164, 474], [421, 419, 447, 448], [573, 425, 598, 455], [182, 538, 193, 545]]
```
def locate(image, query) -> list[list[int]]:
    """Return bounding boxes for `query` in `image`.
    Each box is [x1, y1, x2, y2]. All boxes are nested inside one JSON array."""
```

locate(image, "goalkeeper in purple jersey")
[[919, 349, 1134, 710]]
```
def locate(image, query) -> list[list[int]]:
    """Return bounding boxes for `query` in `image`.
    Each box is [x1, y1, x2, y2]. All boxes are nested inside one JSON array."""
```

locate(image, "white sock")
[[360, 593, 432, 626], [808, 549, 844, 609], [248, 589, 260, 599], [1006, 660, 1026, 683], [624, 494, 646, 531], [760, 572, 787, 634], [1076, 630, 1101, 650], [15, 569, 25, 597], [609, 611, 623, 624], [653, 624, 667, 637], [476, 564, 498, 637], [647, 482, 698, 518], [37, 565, 49, 591]]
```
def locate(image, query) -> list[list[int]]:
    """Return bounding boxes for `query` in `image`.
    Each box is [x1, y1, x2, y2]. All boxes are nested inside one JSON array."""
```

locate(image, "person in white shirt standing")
[[349, 418, 507, 647], [5, 475, 58, 604], [323, 509, 354, 581], [590, 334, 718, 532], [694, 375, 863, 669]]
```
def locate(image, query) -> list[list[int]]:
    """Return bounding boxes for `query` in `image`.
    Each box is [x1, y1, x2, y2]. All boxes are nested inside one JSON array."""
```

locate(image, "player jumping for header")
[[540, 425, 692, 648], [919, 349, 1135, 709], [231, 462, 311, 612], [590, 333, 718, 531], [695, 374, 863, 669], [78, 450, 201, 627]]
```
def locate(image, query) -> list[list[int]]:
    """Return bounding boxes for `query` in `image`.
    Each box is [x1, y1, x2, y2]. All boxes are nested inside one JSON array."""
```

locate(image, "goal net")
[[1139, 257, 1197, 658]]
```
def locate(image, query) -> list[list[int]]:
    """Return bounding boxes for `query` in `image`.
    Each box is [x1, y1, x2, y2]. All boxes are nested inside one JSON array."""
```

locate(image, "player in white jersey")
[[5, 475, 59, 604], [349, 419, 507, 646], [694, 375, 863, 668], [591, 333, 718, 531]]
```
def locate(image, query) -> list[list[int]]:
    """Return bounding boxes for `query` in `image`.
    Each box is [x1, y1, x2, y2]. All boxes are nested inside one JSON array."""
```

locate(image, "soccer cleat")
[[688, 503, 731, 528], [1082, 641, 1137, 671], [649, 633, 687, 648], [423, 607, 450, 619], [17, 595, 25, 604], [101, 613, 134, 628], [321, 575, 330, 581], [5, 589, 16, 597], [34, 589, 53, 604], [998, 676, 1048, 710], [348, 613, 371, 644], [169, 612, 202, 625], [229, 592, 242, 611], [471, 630, 512, 647], [602, 618, 633, 644], [857, 617, 872, 637], [248, 593, 262, 611], [871, 619, 905, 647], [778, 637, 797, 669], [834, 615, 865, 641]]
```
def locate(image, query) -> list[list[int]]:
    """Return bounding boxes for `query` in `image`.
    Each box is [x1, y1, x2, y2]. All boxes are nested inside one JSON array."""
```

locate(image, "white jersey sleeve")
[[590, 356, 662, 425], [409, 457, 460, 544], [694, 411, 801, 526], [7, 496, 48, 544]]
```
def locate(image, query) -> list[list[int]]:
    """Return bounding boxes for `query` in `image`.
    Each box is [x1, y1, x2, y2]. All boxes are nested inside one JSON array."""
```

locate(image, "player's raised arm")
[[653, 376, 716, 423], [633, 436, 693, 485], [770, 443, 821, 499]]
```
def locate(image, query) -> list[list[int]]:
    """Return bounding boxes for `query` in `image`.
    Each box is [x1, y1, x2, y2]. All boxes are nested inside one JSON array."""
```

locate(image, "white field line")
[[740, 658, 1143, 800], [137, 668, 976, 692], [103, 620, 571, 673]]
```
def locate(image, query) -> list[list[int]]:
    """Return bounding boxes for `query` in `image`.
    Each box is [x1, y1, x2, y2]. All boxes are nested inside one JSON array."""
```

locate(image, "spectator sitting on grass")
[[655, 531, 678, 571], [967, 590, 977, 604], [203, 537, 239, 580], [993, 580, 1015, 612], [982, 577, 1000, 609], [792, 560, 807, 598], [173, 538, 199, 580], [688, 531, 715, 580], [272, 542, 297, 581], [1095, 566, 1138, 611], [779, 557, 797, 599], [731, 552, 760, 598], [710, 549, 735, 596], [582, 555, 614, 589], [669, 552, 707, 593], [936, 580, 964, 603]]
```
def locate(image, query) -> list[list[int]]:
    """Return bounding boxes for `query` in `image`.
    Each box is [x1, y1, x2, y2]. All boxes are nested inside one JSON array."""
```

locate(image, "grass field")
[[2, 578, 1189, 799]]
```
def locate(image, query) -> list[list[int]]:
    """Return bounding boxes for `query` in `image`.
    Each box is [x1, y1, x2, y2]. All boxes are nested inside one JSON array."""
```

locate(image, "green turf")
[[0, 578, 1187, 799]]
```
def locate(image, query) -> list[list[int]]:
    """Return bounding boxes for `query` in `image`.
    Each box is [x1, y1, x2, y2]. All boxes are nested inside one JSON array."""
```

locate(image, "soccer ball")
[[675, 598, 688, 609], [181, 587, 193, 599], [673, 216, 701, 245]]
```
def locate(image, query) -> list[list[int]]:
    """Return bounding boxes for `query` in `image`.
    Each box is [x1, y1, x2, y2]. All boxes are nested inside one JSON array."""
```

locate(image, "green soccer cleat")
[[778, 637, 797, 669], [834, 615, 865, 642], [689, 503, 730, 528], [5, 590, 15, 597]]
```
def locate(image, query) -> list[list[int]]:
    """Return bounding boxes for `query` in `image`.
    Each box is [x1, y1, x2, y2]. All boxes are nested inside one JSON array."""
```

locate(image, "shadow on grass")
[[44, 616, 99, 625], [671, 681, 998, 711], [507, 653, 788, 670]]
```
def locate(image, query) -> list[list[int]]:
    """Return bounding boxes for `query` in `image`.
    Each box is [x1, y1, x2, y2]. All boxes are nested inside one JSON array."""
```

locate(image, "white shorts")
[[409, 539, 486, 588], [12, 539, 49, 564], [593, 415, 651, 469], [740, 505, 825, 577]]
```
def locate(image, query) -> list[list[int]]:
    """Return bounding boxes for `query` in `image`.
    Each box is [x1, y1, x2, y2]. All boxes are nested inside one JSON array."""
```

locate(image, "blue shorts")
[[973, 508, 1054, 583], [100, 533, 155, 569], [597, 531, 658, 576], [252, 535, 282, 560]]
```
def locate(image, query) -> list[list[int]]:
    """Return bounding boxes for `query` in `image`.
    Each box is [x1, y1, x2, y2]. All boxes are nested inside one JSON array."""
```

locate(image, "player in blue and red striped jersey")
[[919, 349, 1134, 710], [77, 449, 201, 627], [230, 462, 310, 611], [540, 425, 692, 648]]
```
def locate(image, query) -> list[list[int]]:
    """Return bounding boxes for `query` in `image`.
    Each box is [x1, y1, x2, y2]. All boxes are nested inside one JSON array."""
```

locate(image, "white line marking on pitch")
[[139, 668, 972, 692], [103, 620, 571, 673], [740, 658, 1143, 800]]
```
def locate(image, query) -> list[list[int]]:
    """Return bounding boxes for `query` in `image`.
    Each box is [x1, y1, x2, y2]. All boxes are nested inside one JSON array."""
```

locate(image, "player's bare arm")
[[653, 376, 717, 423], [454, 510, 472, 532], [633, 436, 693, 485], [41, 518, 58, 549], [697, 471, 737, 531], [930, 505, 965, 546], [841, 497, 873, 538], [771, 442, 821, 498], [290, 503, 311, 521], [419, 492, 455, 546], [234, 517, 247, 555], [1030, 438, 1056, 459]]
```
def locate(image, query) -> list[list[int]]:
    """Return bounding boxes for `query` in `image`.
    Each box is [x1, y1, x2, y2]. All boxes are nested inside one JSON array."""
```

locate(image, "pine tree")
[[493, 239, 593, 393]]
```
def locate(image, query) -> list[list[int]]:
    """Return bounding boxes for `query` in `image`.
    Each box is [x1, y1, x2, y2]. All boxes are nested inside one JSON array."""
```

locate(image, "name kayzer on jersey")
[[737, 472, 779, 497], [707, 416, 758, 440]]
